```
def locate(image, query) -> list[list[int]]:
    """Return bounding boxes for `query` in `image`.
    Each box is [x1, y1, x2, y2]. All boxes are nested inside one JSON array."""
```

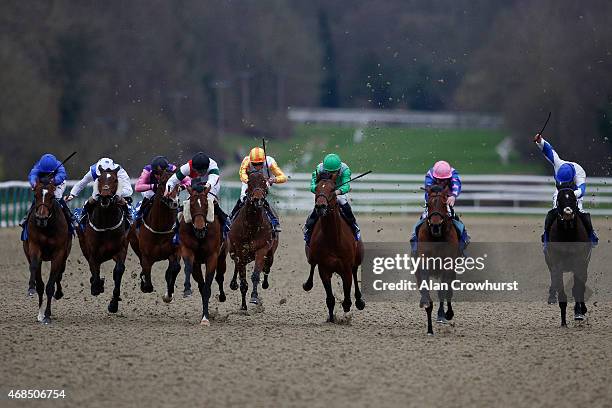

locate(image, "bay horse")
[[303, 171, 365, 322], [76, 167, 129, 314], [544, 186, 591, 326], [129, 170, 182, 302], [23, 182, 72, 324], [179, 185, 227, 325], [415, 184, 460, 335], [228, 171, 279, 310]]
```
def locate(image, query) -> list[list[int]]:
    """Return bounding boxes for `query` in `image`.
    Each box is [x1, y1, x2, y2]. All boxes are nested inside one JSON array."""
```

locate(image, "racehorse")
[[128, 170, 182, 302], [228, 171, 279, 309], [23, 182, 72, 324], [76, 167, 129, 314], [303, 171, 365, 322], [179, 184, 227, 325], [415, 184, 460, 335], [544, 186, 591, 326]]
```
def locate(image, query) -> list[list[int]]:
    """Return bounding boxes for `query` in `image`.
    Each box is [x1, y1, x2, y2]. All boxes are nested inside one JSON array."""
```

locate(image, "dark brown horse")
[[76, 167, 129, 314], [129, 170, 182, 302], [228, 171, 279, 309], [23, 182, 72, 324], [179, 185, 227, 325], [545, 187, 592, 326], [303, 172, 365, 322], [415, 184, 460, 335]]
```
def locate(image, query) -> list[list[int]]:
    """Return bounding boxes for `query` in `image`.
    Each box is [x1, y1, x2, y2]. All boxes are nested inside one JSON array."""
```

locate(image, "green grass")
[[220, 125, 546, 174]]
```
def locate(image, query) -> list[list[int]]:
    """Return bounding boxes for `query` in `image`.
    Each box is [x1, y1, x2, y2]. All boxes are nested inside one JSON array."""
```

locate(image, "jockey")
[[229, 147, 287, 232], [165, 152, 228, 229], [134, 156, 190, 221], [534, 133, 598, 244], [21, 153, 75, 230], [303, 153, 360, 244], [65, 157, 133, 226], [410, 160, 470, 253]]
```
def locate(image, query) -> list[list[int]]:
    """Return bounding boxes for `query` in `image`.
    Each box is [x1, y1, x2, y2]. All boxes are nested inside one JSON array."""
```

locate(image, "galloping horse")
[[179, 185, 227, 325], [23, 182, 72, 324], [544, 186, 592, 326], [129, 170, 182, 302], [415, 184, 460, 335], [228, 171, 279, 309], [303, 171, 365, 322], [76, 167, 129, 313]]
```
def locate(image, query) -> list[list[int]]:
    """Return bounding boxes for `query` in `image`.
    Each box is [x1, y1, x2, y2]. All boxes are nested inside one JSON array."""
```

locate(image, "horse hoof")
[[302, 281, 313, 292], [27, 288, 36, 297], [229, 281, 238, 291], [140, 282, 154, 294], [42, 317, 52, 325], [54, 290, 64, 300], [183, 289, 192, 298], [436, 316, 448, 324], [427, 332, 434, 336], [108, 300, 119, 313], [262, 280, 269, 290], [574, 314, 585, 321], [445, 310, 454, 321], [547, 295, 557, 305], [218, 293, 226, 302], [250, 296, 259, 305], [162, 293, 173, 303], [355, 299, 366, 310], [200, 318, 210, 326]]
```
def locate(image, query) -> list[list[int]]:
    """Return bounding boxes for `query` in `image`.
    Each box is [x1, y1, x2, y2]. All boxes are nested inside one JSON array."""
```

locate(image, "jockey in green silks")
[[303, 153, 360, 244]]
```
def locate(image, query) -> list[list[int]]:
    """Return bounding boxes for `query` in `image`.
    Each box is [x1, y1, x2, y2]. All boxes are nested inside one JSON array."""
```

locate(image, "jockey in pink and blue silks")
[[410, 160, 470, 254]]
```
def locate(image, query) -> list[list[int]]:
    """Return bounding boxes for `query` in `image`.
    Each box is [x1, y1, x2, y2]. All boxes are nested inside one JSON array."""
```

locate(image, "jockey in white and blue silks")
[[21, 153, 75, 233], [410, 160, 470, 254], [65, 157, 134, 228], [534, 134, 598, 244]]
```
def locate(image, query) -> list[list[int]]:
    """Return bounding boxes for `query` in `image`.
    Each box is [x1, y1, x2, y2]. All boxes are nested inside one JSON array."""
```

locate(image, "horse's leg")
[[425, 301, 434, 335], [303, 263, 316, 291], [182, 254, 195, 303], [88, 258, 104, 296], [436, 290, 446, 324], [262, 251, 273, 290], [551, 266, 567, 327], [108, 251, 126, 313], [340, 265, 353, 313], [199, 256, 218, 325], [29, 252, 42, 298], [572, 263, 588, 321], [445, 284, 454, 321], [139, 256, 154, 293], [319, 267, 335, 322], [54, 272, 64, 300], [238, 263, 248, 311], [215, 250, 227, 302], [229, 260, 239, 291], [41, 257, 63, 324], [250, 250, 266, 305], [162, 254, 181, 303], [352, 265, 365, 310], [190, 261, 205, 322], [416, 268, 433, 335]]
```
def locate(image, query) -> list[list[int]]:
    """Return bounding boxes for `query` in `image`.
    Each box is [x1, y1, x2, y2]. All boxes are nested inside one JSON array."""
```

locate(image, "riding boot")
[[214, 202, 229, 236], [303, 209, 319, 244], [20, 201, 34, 228], [136, 197, 151, 221], [340, 202, 360, 240], [542, 208, 557, 244], [578, 211, 599, 245], [58, 199, 76, 232], [263, 200, 281, 232], [229, 198, 244, 221]]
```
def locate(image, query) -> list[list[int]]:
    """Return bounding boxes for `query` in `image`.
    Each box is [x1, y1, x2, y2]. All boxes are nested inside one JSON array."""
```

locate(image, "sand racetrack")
[[1, 215, 611, 407]]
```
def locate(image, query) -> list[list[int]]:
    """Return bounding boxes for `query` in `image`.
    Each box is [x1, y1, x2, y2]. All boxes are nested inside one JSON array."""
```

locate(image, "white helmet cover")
[[96, 157, 119, 175]]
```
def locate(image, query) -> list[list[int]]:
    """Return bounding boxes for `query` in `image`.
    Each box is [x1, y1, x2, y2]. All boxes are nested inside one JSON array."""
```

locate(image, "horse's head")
[[426, 184, 450, 238], [33, 181, 56, 227], [186, 184, 210, 238], [158, 169, 179, 210], [246, 170, 268, 208], [97, 166, 119, 208], [556, 187, 578, 229], [314, 170, 338, 217]]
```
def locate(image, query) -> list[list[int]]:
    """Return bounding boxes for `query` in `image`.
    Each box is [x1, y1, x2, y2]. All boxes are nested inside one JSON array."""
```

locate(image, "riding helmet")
[[555, 163, 576, 184], [323, 153, 342, 172], [151, 155, 170, 172], [191, 152, 210, 172], [38, 154, 59, 173]]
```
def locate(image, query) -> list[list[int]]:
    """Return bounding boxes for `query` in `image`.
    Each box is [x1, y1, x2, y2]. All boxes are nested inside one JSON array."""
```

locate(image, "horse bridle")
[[34, 188, 55, 226], [556, 187, 578, 222]]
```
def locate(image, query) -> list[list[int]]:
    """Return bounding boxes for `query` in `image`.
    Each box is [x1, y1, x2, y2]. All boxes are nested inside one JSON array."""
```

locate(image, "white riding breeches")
[[336, 194, 348, 206]]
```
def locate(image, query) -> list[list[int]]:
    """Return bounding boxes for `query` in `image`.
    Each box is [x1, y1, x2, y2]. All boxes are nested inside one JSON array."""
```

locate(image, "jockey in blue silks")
[[534, 133, 598, 245], [410, 160, 470, 254], [21, 154, 75, 234]]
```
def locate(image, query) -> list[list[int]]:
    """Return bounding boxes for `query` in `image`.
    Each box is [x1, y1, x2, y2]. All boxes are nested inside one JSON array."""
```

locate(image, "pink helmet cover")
[[432, 160, 452, 179]]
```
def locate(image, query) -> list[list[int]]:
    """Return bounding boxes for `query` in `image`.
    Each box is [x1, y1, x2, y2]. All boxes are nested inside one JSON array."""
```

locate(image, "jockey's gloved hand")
[[447, 195, 456, 207], [268, 177, 277, 185], [533, 133, 542, 143], [334, 189, 342, 196], [65, 194, 75, 202]]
